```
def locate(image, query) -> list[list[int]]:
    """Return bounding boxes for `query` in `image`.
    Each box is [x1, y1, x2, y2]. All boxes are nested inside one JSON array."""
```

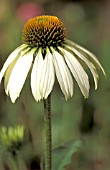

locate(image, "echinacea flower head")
[[0, 15, 105, 103]]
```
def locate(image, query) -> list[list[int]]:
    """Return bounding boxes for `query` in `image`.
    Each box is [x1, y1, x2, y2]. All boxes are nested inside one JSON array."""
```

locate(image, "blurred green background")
[[0, 0, 110, 169]]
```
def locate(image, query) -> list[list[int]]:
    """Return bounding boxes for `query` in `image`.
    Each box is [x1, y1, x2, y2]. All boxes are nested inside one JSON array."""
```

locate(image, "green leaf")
[[52, 140, 81, 170]]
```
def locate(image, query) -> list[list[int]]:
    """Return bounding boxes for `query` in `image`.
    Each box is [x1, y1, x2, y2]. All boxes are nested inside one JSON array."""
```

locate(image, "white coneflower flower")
[[0, 15, 105, 103]]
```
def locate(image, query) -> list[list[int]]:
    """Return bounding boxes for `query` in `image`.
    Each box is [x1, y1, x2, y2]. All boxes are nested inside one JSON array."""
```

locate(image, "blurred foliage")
[[52, 140, 81, 170], [0, 0, 110, 169]]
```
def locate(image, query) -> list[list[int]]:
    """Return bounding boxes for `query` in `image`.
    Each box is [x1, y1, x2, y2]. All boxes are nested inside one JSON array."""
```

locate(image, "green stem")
[[44, 94, 52, 170], [12, 154, 19, 170]]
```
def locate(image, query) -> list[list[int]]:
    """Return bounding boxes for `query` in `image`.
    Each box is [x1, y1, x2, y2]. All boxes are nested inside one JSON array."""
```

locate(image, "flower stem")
[[12, 154, 18, 170], [44, 94, 52, 170]]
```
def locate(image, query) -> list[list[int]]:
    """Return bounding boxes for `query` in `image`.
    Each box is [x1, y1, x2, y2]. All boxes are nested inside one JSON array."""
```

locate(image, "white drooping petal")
[[66, 39, 105, 75], [40, 48, 55, 99], [75, 43, 106, 75], [31, 49, 43, 101], [61, 47, 90, 98], [52, 48, 73, 100], [69, 46, 99, 89], [6, 49, 34, 103], [31, 48, 55, 102], [0, 44, 27, 83], [31, 55, 40, 101]]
